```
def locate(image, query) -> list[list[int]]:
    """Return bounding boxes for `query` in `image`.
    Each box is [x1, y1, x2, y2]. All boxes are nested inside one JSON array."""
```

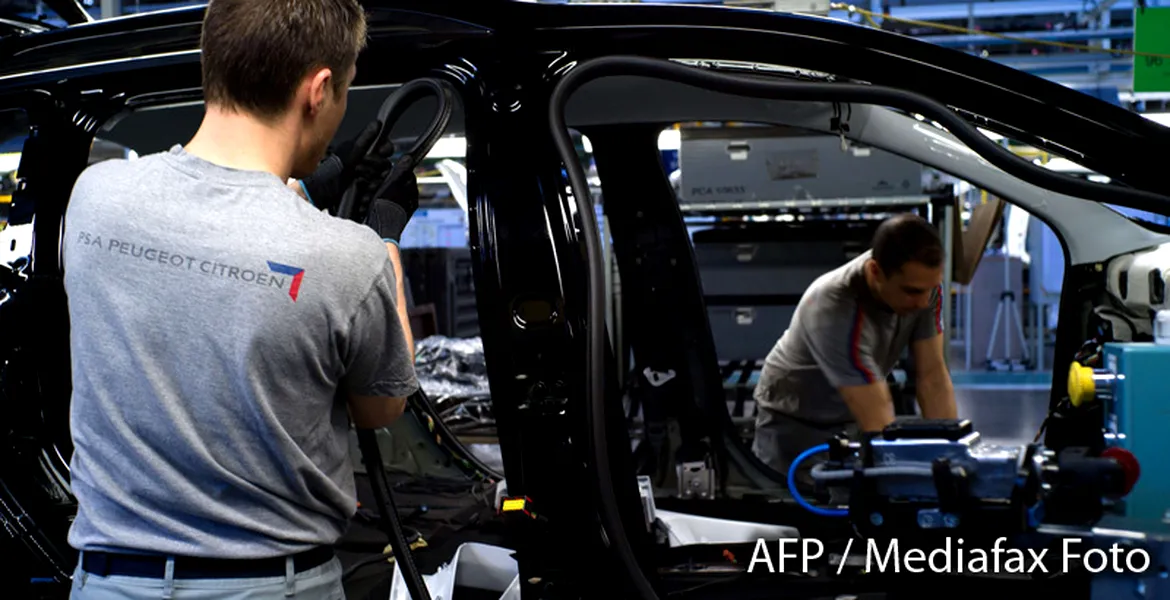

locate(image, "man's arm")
[[911, 333, 957, 419], [837, 382, 897, 432], [385, 242, 413, 362], [348, 393, 407, 430], [344, 138, 420, 428], [288, 181, 415, 427], [910, 286, 957, 419], [804, 299, 897, 433], [343, 255, 419, 430]]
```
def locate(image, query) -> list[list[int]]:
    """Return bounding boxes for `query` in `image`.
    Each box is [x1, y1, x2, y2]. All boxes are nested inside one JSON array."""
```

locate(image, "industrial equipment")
[[805, 419, 1138, 537], [1106, 243, 1170, 315], [800, 338, 1165, 546], [1068, 341, 1169, 524], [678, 125, 924, 209]]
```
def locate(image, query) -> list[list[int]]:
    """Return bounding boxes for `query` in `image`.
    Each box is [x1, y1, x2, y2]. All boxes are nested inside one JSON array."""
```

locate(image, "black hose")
[[408, 389, 504, 481], [356, 429, 431, 600], [336, 78, 456, 222], [555, 56, 1170, 216], [340, 79, 457, 600], [548, 69, 662, 600], [342, 550, 397, 583]]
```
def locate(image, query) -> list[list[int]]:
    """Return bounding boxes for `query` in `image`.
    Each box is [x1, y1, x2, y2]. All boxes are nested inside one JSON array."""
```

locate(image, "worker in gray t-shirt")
[[752, 213, 958, 493], [63, 1, 419, 596]]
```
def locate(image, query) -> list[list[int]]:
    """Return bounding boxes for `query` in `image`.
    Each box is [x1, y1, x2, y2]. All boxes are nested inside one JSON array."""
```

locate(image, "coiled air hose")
[[344, 77, 456, 600], [787, 444, 849, 517]]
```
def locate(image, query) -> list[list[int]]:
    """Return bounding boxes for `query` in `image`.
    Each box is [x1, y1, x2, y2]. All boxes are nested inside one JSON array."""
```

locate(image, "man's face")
[[870, 259, 943, 315]]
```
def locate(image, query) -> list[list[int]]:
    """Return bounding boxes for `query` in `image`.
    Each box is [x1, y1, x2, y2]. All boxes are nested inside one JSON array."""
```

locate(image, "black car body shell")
[[0, 2, 1165, 597], [0, 1, 1167, 194]]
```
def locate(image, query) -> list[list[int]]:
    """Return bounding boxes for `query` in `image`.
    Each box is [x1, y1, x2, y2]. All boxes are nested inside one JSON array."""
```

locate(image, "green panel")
[[1134, 7, 1170, 93]]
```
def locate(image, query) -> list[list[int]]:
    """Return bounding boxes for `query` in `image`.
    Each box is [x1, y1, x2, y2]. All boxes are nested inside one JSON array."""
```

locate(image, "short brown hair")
[[872, 213, 944, 275], [200, 0, 367, 120]]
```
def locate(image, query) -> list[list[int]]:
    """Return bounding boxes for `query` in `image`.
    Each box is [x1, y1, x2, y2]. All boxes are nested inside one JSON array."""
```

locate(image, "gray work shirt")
[[754, 250, 942, 426], [62, 145, 419, 558]]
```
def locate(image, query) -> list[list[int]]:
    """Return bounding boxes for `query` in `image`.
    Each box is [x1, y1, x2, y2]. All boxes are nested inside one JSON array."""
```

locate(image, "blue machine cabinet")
[[1070, 342, 1170, 523]]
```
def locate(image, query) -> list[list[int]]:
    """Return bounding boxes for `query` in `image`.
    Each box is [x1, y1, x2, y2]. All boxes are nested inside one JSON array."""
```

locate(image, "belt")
[[81, 546, 334, 580]]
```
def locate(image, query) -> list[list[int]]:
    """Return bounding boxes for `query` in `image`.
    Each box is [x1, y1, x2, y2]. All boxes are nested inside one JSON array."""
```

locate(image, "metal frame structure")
[[14, 0, 1165, 102]]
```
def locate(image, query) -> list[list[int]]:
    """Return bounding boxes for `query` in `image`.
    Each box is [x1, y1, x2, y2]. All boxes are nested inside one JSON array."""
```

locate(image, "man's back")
[[63, 146, 417, 558]]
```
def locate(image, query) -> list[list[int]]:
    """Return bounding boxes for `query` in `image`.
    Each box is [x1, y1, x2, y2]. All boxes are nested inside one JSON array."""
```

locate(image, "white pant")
[[70, 553, 346, 600]]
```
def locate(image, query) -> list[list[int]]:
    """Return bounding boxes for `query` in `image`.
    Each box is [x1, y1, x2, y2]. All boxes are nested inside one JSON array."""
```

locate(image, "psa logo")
[[267, 261, 306, 301]]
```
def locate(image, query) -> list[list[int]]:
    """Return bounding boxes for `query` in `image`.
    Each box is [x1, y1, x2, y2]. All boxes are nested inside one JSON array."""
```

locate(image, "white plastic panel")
[[387, 542, 519, 600], [656, 509, 800, 547]]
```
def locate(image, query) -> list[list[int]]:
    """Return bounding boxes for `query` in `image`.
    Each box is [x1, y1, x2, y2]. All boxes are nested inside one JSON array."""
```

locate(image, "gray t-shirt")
[[62, 145, 419, 558], [754, 250, 942, 425]]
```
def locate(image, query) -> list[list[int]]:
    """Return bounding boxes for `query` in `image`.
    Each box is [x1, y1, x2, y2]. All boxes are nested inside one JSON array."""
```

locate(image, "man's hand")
[[299, 120, 383, 212], [364, 158, 419, 244]]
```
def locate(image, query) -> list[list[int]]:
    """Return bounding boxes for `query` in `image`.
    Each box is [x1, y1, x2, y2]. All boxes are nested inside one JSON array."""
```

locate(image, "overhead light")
[[658, 129, 680, 151], [1120, 91, 1170, 102]]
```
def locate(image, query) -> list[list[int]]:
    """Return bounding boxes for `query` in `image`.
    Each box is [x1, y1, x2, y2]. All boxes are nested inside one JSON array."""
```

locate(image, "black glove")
[[363, 157, 419, 244], [300, 120, 382, 212]]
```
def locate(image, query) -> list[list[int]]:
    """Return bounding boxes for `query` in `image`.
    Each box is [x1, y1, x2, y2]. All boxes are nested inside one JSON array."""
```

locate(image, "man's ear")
[[866, 258, 890, 283], [306, 67, 334, 116]]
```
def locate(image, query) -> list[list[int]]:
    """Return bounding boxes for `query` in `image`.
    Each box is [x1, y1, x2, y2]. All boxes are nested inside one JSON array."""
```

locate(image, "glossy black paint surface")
[[0, 1, 1166, 596], [0, 16, 52, 38], [41, 0, 90, 25], [1, 2, 1168, 192]]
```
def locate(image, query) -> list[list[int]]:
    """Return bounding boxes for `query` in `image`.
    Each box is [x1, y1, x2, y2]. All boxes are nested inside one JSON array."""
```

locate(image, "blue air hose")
[[788, 444, 848, 517]]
